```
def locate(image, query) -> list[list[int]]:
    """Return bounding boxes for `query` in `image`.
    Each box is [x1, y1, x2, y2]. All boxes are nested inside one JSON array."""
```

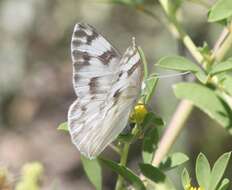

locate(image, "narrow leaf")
[[218, 178, 230, 190], [139, 164, 165, 183], [210, 58, 232, 75], [142, 112, 165, 128], [209, 152, 231, 190], [142, 77, 158, 104], [81, 156, 102, 190], [140, 163, 176, 190], [181, 168, 191, 189], [57, 122, 68, 132], [142, 128, 159, 163], [173, 83, 232, 130], [195, 71, 208, 84], [159, 152, 189, 171], [156, 56, 200, 72], [100, 158, 146, 190], [222, 74, 232, 96], [118, 133, 134, 143], [195, 153, 211, 190], [138, 46, 148, 79], [208, 0, 232, 22]]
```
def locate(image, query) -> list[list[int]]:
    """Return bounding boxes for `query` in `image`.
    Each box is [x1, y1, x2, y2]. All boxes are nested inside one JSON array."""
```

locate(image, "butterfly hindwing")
[[68, 23, 143, 159], [94, 44, 143, 154]]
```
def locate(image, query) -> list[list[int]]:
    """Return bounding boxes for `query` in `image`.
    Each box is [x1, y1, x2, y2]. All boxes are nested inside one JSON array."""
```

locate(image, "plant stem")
[[151, 0, 232, 167], [109, 144, 121, 154], [159, 1, 204, 63], [115, 143, 130, 190], [213, 23, 232, 61], [152, 100, 193, 166]]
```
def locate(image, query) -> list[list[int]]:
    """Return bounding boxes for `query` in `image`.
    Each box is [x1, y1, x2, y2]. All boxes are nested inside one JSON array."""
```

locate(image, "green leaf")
[[160, 0, 183, 15], [210, 58, 232, 75], [139, 163, 177, 189], [172, 0, 183, 13], [141, 113, 163, 164], [140, 163, 177, 190], [138, 46, 148, 79], [209, 152, 231, 190], [159, 152, 189, 171], [218, 178, 230, 190], [100, 158, 146, 190], [195, 71, 208, 84], [142, 128, 159, 163], [208, 0, 232, 22], [173, 83, 232, 130], [156, 56, 200, 72], [222, 74, 232, 96], [139, 163, 165, 183], [143, 77, 158, 104], [195, 153, 211, 190], [155, 179, 176, 190], [81, 156, 102, 190], [181, 168, 191, 189], [117, 133, 134, 143], [142, 112, 165, 128], [198, 42, 211, 56], [57, 122, 68, 132]]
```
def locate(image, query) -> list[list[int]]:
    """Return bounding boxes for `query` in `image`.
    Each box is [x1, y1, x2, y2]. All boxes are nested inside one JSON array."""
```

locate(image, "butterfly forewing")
[[68, 23, 143, 159], [71, 23, 121, 99]]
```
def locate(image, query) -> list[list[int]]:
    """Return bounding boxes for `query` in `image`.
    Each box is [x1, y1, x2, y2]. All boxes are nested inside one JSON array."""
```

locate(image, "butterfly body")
[[68, 23, 143, 159]]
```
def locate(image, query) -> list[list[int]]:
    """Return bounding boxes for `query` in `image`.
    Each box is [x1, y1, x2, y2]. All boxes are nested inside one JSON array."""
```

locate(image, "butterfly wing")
[[87, 45, 143, 157], [70, 23, 121, 99], [68, 23, 121, 158], [68, 23, 143, 159]]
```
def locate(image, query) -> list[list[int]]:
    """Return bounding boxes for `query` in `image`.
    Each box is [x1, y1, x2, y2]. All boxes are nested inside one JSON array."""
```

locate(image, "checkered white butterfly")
[[68, 23, 143, 159]]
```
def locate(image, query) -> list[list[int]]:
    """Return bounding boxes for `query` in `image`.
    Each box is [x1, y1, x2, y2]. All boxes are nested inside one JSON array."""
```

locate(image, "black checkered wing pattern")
[[68, 23, 143, 159]]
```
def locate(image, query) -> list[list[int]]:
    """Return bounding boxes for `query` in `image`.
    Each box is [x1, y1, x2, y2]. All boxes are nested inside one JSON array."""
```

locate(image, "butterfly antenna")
[[146, 71, 190, 81], [132, 37, 136, 48]]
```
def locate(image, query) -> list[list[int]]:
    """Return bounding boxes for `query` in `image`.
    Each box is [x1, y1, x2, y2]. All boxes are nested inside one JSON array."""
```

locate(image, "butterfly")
[[68, 23, 143, 159]]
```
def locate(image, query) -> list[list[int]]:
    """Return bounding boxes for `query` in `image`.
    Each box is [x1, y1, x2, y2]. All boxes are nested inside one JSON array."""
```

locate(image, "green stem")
[[213, 24, 232, 61], [158, 0, 204, 63], [115, 143, 130, 190], [109, 144, 121, 155]]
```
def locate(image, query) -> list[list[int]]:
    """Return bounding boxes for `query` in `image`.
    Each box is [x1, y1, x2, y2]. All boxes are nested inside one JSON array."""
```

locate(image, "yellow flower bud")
[[130, 102, 148, 124]]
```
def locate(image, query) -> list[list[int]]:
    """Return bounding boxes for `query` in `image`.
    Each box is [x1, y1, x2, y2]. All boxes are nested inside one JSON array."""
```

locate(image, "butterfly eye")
[[129, 101, 148, 124]]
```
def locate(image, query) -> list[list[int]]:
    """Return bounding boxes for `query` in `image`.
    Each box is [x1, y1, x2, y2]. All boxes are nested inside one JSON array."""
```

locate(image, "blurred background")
[[0, 0, 231, 189]]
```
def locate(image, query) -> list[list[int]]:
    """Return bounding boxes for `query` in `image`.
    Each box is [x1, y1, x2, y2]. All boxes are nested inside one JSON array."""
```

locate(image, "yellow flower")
[[184, 184, 191, 190], [130, 101, 148, 124], [15, 162, 44, 190], [185, 184, 204, 190]]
